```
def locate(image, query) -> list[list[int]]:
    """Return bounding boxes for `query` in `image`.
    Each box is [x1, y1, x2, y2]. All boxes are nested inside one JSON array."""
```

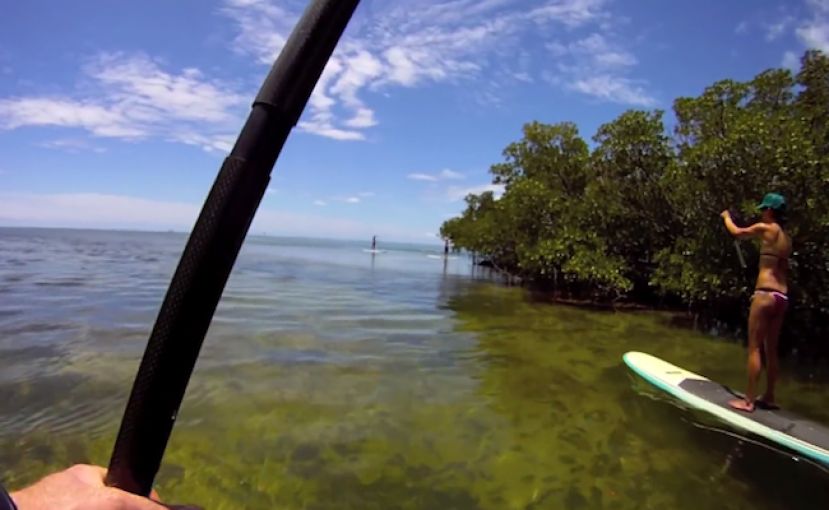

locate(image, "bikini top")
[[759, 226, 790, 262]]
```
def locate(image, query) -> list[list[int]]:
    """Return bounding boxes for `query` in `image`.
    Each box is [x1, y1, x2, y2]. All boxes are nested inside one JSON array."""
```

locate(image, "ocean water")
[[0, 227, 827, 509]]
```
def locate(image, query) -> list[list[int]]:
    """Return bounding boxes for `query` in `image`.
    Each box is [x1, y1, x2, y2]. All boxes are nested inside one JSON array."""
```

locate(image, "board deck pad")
[[624, 351, 829, 466], [678, 379, 829, 451]]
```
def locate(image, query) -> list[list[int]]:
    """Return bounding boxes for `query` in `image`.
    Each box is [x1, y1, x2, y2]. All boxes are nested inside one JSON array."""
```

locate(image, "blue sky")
[[1, 0, 827, 243]]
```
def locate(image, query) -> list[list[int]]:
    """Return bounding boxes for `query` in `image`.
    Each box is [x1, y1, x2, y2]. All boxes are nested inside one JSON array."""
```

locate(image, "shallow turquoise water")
[[1, 227, 827, 509]]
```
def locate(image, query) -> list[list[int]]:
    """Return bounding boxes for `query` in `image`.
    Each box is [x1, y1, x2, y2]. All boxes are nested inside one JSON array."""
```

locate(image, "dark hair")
[[765, 206, 787, 226]]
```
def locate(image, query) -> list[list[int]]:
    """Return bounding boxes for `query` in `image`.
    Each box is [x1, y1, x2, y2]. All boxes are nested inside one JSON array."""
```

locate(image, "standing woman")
[[720, 192, 791, 412]]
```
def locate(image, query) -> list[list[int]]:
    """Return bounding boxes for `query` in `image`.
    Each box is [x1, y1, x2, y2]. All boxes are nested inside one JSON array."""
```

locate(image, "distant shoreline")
[[0, 225, 446, 248]]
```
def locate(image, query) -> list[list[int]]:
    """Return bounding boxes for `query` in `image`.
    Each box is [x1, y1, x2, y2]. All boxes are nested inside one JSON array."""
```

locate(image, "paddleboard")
[[623, 351, 829, 466], [363, 249, 386, 254], [426, 254, 457, 260]]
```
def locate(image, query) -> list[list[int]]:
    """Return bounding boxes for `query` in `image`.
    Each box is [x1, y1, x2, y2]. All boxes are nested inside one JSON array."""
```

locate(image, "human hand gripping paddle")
[[720, 209, 747, 269], [102, 0, 362, 497]]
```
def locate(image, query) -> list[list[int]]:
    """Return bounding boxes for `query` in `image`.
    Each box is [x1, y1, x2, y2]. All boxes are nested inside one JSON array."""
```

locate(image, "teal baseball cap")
[[756, 192, 786, 211]]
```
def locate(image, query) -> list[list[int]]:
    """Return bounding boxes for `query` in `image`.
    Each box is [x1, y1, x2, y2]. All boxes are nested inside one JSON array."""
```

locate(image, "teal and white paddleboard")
[[623, 351, 829, 466]]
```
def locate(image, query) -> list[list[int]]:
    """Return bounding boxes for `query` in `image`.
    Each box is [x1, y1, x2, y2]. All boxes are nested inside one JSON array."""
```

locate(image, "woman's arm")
[[720, 210, 769, 239]]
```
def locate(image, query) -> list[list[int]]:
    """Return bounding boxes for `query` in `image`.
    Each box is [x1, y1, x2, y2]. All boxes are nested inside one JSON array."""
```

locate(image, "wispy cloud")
[[0, 192, 201, 229], [171, 132, 236, 153], [2, 0, 645, 147], [792, 0, 829, 52], [38, 138, 107, 154], [0, 53, 244, 152], [408, 173, 439, 182], [782, 51, 799, 70], [766, 16, 795, 41], [797, 21, 829, 51], [512, 71, 533, 83], [220, 0, 294, 65], [446, 183, 505, 201], [407, 169, 465, 182], [568, 75, 653, 106], [735, 21, 749, 35], [320, 192, 373, 205], [220, 0, 623, 140], [545, 33, 655, 106], [0, 191, 428, 241]]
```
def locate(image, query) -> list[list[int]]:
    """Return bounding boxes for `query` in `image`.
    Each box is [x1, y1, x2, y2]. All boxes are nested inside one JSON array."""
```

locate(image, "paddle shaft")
[[105, 0, 360, 495], [733, 240, 747, 268]]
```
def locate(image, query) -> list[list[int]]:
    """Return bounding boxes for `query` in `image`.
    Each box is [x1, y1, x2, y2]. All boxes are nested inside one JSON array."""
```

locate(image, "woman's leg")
[[760, 301, 786, 406], [730, 293, 772, 412]]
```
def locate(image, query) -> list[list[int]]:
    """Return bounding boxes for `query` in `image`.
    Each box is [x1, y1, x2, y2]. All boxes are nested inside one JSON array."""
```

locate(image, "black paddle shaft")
[[105, 0, 361, 495]]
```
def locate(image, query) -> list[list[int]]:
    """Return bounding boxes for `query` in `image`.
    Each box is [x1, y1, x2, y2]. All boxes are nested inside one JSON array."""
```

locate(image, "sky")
[[1, 0, 827, 243]]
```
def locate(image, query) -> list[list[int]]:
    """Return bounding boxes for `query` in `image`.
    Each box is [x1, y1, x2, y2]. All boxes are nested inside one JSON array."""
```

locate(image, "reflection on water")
[[1, 227, 828, 509]]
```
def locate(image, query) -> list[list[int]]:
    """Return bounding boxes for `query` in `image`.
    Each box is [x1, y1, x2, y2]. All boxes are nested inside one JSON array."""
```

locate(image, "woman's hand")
[[720, 210, 731, 220]]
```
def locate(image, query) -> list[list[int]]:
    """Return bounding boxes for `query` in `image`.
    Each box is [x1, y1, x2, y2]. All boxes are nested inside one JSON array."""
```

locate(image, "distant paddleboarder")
[[444, 239, 450, 257], [371, 235, 377, 251], [721, 192, 791, 412]]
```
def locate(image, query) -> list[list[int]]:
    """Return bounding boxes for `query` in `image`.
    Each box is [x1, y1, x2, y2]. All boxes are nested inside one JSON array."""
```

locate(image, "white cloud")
[[793, 0, 829, 52], [171, 132, 236, 153], [38, 138, 107, 154], [512, 72, 533, 82], [319, 193, 371, 205], [571, 34, 637, 68], [407, 173, 438, 182], [220, 0, 619, 139], [446, 183, 505, 201], [439, 169, 465, 180], [569, 75, 655, 107], [797, 21, 829, 51], [526, 0, 607, 27], [220, 0, 294, 65], [766, 16, 795, 41], [0, 97, 145, 138], [90, 54, 242, 124], [0, 53, 245, 153], [543, 33, 654, 106], [297, 120, 365, 141], [265, 187, 278, 195], [407, 169, 465, 182], [782, 51, 800, 70], [0, 192, 200, 229], [344, 107, 377, 128], [2, 0, 638, 147], [807, 0, 829, 13], [0, 191, 428, 241], [735, 21, 749, 35]]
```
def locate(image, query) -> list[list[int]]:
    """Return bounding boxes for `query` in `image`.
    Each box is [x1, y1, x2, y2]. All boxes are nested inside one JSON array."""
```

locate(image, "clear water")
[[1, 227, 827, 509]]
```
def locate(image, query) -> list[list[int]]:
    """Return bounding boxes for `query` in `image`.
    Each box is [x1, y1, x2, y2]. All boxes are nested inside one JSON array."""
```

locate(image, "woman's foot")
[[729, 399, 755, 412], [756, 394, 780, 410]]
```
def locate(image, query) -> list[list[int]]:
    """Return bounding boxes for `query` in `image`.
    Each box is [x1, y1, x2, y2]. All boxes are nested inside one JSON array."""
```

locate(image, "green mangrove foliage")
[[441, 51, 829, 356]]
